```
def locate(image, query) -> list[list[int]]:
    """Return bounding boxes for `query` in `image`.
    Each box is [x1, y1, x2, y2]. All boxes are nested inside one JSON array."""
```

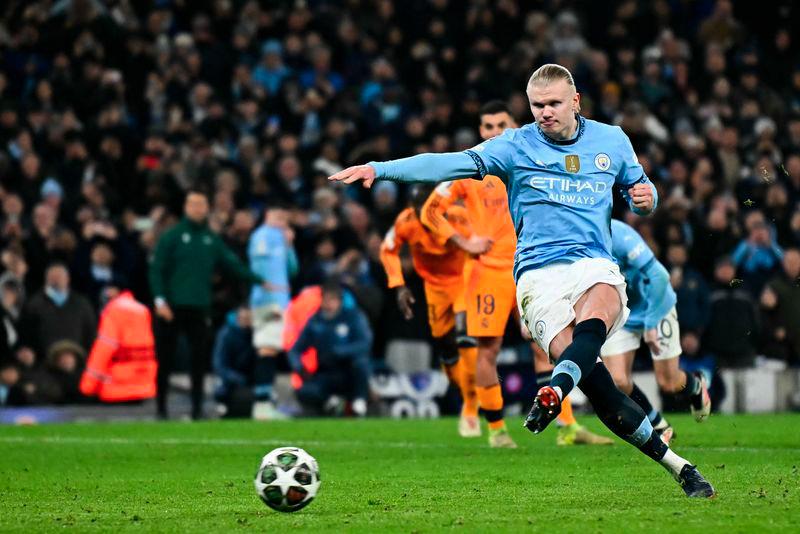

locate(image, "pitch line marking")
[[0, 436, 798, 454]]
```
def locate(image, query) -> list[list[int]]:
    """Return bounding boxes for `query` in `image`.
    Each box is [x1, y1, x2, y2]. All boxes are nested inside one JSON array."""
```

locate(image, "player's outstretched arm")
[[328, 152, 481, 188]]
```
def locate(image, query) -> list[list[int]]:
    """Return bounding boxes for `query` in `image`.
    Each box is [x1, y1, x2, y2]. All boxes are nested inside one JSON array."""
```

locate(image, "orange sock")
[[442, 360, 461, 387], [476, 384, 505, 430], [557, 396, 576, 426], [459, 347, 479, 417]]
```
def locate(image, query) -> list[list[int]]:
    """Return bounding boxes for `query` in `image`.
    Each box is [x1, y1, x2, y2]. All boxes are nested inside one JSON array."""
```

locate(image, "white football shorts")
[[517, 257, 629, 360], [600, 307, 681, 361]]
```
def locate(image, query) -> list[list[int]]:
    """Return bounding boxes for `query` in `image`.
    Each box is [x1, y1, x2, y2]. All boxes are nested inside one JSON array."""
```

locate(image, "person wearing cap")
[[253, 39, 290, 96], [40, 178, 64, 211], [80, 278, 157, 403]]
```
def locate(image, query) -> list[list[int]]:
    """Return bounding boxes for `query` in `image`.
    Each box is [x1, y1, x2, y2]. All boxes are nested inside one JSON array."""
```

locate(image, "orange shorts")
[[465, 261, 515, 338], [424, 281, 465, 338]]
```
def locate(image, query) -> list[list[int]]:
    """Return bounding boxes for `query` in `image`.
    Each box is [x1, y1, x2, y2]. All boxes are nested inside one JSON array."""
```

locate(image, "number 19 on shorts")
[[476, 294, 495, 315]]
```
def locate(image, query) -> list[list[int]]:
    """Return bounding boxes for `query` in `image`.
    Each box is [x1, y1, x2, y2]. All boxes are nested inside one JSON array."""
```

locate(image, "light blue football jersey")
[[610, 219, 676, 330], [464, 116, 656, 281], [249, 225, 295, 308]]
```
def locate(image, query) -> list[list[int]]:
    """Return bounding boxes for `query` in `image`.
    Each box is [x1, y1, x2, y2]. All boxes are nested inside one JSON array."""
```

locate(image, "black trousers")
[[154, 306, 212, 417]]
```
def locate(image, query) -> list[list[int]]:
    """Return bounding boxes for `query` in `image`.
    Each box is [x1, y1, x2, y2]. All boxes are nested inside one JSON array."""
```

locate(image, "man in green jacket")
[[149, 189, 265, 419]]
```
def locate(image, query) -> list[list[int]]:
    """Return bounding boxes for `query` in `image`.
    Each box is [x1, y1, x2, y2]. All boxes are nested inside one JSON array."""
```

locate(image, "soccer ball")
[[254, 447, 321, 512]]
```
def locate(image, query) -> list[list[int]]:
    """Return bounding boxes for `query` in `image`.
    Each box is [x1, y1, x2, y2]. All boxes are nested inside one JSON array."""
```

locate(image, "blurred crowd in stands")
[[1, 0, 800, 409]]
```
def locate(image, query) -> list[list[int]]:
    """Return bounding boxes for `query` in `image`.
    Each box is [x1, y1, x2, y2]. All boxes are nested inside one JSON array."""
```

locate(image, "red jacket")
[[282, 286, 321, 388], [80, 291, 157, 402]]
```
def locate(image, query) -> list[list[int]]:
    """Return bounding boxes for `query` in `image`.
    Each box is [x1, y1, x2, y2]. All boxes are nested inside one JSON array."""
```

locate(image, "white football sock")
[[659, 448, 690, 477]]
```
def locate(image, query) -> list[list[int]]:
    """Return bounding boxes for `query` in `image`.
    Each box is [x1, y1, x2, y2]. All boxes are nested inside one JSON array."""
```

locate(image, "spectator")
[[80, 280, 157, 403], [0, 360, 23, 406], [253, 40, 290, 97], [212, 306, 257, 417], [8, 347, 60, 405], [666, 243, 710, 333], [22, 203, 61, 294], [704, 256, 760, 368], [731, 210, 784, 295], [148, 189, 266, 420], [691, 200, 741, 281], [758, 285, 791, 362], [0, 273, 24, 363], [288, 280, 372, 417], [765, 248, 800, 366], [19, 263, 96, 360], [248, 203, 297, 420], [73, 238, 124, 310], [46, 340, 86, 404], [1, 193, 26, 244]]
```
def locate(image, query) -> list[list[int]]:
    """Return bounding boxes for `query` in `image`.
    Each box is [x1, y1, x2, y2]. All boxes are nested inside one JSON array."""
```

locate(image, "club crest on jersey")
[[565, 155, 580, 173], [594, 153, 611, 171], [534, 320, 546, 339]]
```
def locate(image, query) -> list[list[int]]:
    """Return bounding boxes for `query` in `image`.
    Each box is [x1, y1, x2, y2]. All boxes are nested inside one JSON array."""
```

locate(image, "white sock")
[[659, 448, 690, 477], [553, 386, 563, 400], [351, 398, 367, 417]]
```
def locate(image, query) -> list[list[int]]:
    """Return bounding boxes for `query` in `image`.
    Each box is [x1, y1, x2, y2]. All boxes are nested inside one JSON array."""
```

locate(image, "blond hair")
[[527, 64, 575, 89]]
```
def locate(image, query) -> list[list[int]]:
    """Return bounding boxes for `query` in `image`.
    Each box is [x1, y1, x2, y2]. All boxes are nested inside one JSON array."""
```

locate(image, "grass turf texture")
[[0, 414, 798, 532]]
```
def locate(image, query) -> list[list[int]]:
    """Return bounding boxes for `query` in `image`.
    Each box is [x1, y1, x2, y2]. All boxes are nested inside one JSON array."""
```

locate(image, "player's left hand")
[[262, 281, 287, 293], [644, 328, 661, 356], [396, 286, 415, 320], [628, 183, 654, 211], [328, 164, 377, 188]]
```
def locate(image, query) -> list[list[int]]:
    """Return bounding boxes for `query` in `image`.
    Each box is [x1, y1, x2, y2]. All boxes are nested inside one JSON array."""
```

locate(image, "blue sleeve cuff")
[[630, 180, 658, 215]]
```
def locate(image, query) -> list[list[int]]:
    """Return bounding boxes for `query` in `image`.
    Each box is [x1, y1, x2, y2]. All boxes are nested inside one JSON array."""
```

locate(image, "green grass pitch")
[[1, 414, 798, 532]]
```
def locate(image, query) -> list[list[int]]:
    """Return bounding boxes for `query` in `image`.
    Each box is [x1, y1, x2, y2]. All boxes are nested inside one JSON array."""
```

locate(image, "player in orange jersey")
[[420, 101, 519, 448], [379, 185, 481, 437]]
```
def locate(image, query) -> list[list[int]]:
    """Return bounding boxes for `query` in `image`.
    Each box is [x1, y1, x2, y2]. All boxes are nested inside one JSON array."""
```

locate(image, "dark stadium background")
[[1, 0, 799, 416]]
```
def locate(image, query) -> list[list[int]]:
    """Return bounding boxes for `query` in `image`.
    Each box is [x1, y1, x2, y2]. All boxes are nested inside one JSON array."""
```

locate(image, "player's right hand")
[[644, 327, 661, 356], [463, 235, 493, 256], [328, 164, 377, 188], [396, 286, 415, 320], [156, 301, 174, 322]]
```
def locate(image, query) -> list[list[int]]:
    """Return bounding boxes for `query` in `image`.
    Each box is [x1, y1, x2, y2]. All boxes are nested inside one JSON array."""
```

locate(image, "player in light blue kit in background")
[[601, 219, 712, 444], [249, 203, 298, 420], [329, 64, 715, 498]]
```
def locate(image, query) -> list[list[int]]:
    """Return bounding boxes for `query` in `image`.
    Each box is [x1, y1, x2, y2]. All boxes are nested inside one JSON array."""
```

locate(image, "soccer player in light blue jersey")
[[329, 64, 714, 498], [249, 203, 298, 420], [601, 220, 712, 444]]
